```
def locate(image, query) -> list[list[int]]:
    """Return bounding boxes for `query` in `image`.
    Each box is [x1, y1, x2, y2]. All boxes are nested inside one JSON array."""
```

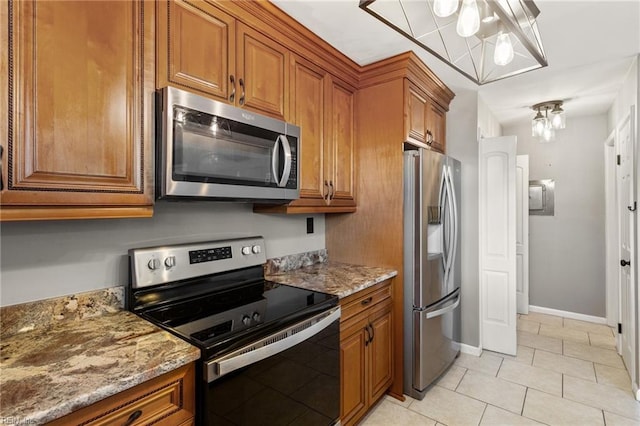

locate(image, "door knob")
[[621, 259, 631, 267]]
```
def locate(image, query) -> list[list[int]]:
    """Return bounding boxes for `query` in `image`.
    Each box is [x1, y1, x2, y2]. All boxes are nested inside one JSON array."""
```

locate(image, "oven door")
[[158, 86, 300, 201], [202, 307, 341, 426]]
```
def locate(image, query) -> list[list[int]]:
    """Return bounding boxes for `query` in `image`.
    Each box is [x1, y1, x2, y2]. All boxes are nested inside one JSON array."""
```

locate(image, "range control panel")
[[129, 236, 266, 289], [189, 246, 233, 264]]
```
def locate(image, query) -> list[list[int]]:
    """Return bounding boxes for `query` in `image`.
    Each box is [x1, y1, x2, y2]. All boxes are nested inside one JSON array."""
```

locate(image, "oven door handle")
[[205, 306, 341, 383]]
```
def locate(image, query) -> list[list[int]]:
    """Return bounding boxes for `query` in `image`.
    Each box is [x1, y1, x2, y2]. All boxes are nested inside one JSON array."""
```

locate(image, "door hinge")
[[618, 323, 622, 334], [617, 155, 621, 165]]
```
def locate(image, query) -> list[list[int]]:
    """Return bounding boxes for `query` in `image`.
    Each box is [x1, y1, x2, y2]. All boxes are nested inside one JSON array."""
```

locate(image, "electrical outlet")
[[306, 217, 314, 234]]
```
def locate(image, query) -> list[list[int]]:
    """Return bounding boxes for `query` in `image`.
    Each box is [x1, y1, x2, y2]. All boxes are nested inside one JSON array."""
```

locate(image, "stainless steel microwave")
[[156, 86, 300, 201]]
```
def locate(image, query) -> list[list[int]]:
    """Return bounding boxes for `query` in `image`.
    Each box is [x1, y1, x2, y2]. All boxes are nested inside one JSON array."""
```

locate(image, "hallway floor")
[[361, 312, 640, 426]]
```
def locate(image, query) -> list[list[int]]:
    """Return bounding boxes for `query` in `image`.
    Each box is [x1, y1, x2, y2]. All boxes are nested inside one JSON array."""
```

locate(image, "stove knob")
[[147, 258, 160, 270], [164, 256, 176, 268], [252, 245, 261, 254], [252, 312, 261, 322], [241, 315, 251, 326], [241, 246, 252, 256]]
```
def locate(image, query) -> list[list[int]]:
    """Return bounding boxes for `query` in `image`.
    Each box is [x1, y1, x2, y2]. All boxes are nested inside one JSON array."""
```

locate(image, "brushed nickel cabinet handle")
[[426, 130, 434, 145], [239, 78, 245, 106], [361, 297, 373, 306], [229, 75, 236, 103], [324, 180, 330, 201], [329, 180, 334, 200]]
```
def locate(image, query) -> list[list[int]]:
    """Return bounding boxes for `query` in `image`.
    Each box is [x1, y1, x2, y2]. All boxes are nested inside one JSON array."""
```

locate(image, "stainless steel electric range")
[[128, 236, 341, 425]]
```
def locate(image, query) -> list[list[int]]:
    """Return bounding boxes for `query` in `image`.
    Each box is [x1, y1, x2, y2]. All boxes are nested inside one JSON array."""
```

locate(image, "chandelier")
[[359, 0, 547, 85], [531, 100, 566, 143]]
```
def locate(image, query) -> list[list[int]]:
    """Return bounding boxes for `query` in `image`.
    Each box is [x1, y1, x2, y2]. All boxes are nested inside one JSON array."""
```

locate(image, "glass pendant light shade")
[[541, 125, 555, 143], [433, 0, 458, 17], [531, 109, 546, 137], [550, 103, 566, 129], [494, 31, 514, 66], [456, 0, 480, 37]]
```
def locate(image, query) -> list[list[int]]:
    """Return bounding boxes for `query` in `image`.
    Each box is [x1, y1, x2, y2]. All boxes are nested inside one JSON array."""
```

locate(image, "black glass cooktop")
[[133, 266, 337, 357]]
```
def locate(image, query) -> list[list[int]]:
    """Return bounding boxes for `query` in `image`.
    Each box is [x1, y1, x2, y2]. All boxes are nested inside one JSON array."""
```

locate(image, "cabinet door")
[[326, 77, 355, 206], [340, 317, 369, 425], [236, 23, 288, 119], [406, 82, 428, 145], [1, 0, 154, 219], [290, 56, 327, 203], [427, 101, 447, 153], [368, 303, 394, 404], [158, 0, 236, 101]]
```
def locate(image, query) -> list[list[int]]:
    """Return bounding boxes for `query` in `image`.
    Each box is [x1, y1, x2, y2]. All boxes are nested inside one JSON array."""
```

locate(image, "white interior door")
[[479, 136, 517, 355], [604, 133, 619, 329], [616, 108, 636, 388], [516, 155, 530, 314]]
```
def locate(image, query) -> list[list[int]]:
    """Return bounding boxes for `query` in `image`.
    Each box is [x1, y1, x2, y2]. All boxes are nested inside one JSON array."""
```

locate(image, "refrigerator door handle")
[[447, 164, 459, 276], [425, 293, 461, 319], [444, 166, 456, 281], [439, 166, 449, 274]]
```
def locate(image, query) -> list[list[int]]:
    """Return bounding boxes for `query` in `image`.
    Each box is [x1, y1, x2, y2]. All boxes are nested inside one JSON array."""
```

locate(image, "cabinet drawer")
[[48, 363, 195, 426], [340, 280, 391, 324]]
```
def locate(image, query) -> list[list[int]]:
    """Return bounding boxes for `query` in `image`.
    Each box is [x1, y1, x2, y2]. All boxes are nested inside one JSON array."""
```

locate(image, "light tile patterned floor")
[[361, 313, 640, 426]]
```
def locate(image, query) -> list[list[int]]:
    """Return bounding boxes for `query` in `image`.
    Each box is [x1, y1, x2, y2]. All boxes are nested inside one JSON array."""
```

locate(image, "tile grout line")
[[520, 386, 529, 416]]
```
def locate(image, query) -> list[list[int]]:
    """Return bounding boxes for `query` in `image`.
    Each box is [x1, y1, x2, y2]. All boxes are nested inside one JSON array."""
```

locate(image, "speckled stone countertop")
[[265, 260, 398, 299], [0, 289, 200, 424]]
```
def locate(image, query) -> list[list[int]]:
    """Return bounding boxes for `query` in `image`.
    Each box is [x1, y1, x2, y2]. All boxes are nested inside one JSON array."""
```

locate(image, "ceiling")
[[271, 0, 640, 127]]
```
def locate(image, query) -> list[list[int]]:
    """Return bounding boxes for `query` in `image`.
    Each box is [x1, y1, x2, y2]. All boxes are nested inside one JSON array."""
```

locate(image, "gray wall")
[[504, 114, 608, 317], [0, 202, 325, 306], [446, 88, 480, 347]]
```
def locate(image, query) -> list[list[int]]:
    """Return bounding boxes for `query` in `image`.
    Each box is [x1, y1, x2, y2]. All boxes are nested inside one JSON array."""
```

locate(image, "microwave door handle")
[[278, 135, 292, 187], [271, 136, 282, 185]]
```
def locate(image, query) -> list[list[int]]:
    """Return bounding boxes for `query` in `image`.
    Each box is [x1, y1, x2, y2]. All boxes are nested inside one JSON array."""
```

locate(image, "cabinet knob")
[[361, 297, 373, 306]]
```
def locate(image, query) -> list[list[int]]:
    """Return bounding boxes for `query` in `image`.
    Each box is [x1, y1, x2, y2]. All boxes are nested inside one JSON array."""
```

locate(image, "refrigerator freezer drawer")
[[411, 291, 460, 394]]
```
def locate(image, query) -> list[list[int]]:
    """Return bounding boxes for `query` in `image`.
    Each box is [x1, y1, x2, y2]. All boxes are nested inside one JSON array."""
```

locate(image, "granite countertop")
[[0, 310, 200, 424], [265, 261, 398, 298]]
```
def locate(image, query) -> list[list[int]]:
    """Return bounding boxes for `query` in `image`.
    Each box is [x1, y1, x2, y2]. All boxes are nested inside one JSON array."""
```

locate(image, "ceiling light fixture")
[[359, 0, 548, 85], [531, 100, 566, 142]]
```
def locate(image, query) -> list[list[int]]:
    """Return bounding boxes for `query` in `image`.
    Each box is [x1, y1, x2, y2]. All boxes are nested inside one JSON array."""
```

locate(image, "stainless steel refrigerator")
[[403, 146, 461, 400]]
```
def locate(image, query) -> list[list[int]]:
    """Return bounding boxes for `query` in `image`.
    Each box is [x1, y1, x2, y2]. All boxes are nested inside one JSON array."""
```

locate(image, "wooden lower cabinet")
[[340, 280, 393, 426], [47, 363, 195, 426]]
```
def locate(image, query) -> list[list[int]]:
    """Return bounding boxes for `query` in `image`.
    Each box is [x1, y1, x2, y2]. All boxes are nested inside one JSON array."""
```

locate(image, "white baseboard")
[[528, 305, 608, 325], [459, 343, 482, 357]]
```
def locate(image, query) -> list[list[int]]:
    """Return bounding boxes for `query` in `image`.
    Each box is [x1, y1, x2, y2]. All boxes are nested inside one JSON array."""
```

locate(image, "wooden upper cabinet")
[[160, 0, 236, 101], [254, 56, 356, 214], [290, 57, 326, 202], [327, 78, 356, 206], [236, 23, 288, 119], [406, 83, 428, 145], [158, 0, 288, 120], [427, 101, 447, 153], [405, 80, 446, 153], [0, 0, 154, 221]]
